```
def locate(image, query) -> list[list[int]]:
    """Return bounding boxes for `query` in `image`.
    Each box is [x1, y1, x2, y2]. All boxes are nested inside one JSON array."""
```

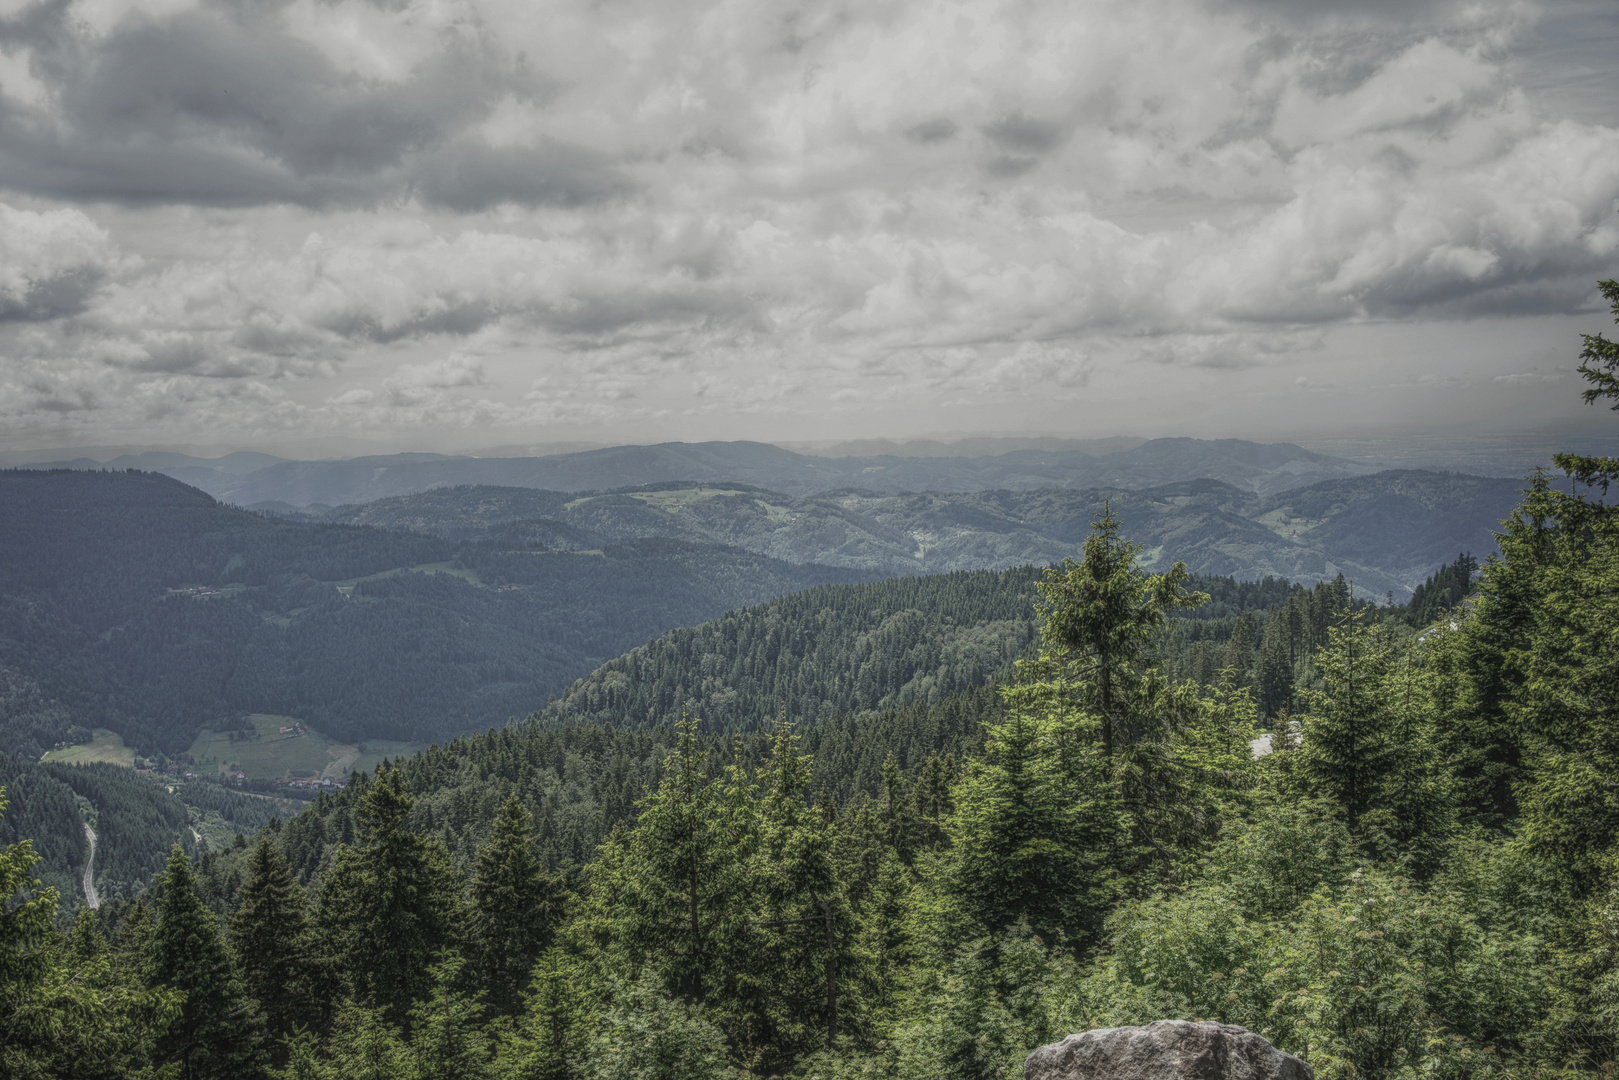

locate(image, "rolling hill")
[[23, 437, 1382, 506], [301, 471, 1525, 599]]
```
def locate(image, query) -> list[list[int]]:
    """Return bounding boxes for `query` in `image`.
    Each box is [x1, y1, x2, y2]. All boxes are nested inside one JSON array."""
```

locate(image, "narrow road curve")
[[82, 822, 100, 910]]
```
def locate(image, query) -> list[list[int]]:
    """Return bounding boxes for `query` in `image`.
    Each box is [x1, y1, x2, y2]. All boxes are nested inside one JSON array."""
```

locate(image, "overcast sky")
[[1, 0, 1616, 454]]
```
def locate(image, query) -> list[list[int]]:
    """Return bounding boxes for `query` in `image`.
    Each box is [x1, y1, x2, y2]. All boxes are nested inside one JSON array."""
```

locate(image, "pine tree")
[[591, 715, 754, 1007], [499, 948, 597, 1080], [583, 973, 733, 1080], [470, 795, 561, 1017], [1034, 503, 1206, 757], [230, 834, 315, 1053], [408, 955, 492, 1080], [1298, 613, 1398, 832], [315, 763, 462, 1026], [0, 788, 59, 1075], [321, 999, 410, 1080], [1255, 610, 1294, 718], [150, 844, 267, 1079], [1552, 277, 1619, 491], [945, 692, 1117, 946], [750, 721, 855, 1065]]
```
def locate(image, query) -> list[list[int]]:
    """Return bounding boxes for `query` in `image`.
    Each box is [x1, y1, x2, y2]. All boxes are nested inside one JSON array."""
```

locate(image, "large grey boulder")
[[1025, 1020, 1313, 1080]]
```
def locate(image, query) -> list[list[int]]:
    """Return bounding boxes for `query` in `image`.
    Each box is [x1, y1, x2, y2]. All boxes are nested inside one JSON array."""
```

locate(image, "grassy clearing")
[[333, 561, 482, 595], [41, 728, 136, 767], [626, 487, 748, 508], [187, 714, 423, 780]]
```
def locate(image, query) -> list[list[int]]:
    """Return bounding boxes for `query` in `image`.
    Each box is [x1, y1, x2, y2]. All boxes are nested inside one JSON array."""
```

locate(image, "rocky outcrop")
[[1025, 1020, 1313, 1080]]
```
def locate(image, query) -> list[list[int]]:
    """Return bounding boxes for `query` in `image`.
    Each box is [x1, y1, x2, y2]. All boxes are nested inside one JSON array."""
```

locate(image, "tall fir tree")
[[1297, 611, 1399, 832], [408, 956, 493, 1080], [315, 763, 462, 1026], [149, 845, 267, 1080], [498, 948, 598, 1080], [589, 715, 755, 1008], [230, 834, 316, 1054], [1035, 503, 1206, 758], [945, 689, 1118, 946], [749, 721, 856, 1067], [469, 794, 562, 1017]]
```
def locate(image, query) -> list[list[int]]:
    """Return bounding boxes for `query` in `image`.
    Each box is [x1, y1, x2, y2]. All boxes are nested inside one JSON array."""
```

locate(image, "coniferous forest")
[[2, 281, 1618, 1080]]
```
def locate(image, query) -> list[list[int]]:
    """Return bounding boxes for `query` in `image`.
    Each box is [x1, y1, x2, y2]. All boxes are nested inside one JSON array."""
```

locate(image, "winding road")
[[82, 822, 100, 910]]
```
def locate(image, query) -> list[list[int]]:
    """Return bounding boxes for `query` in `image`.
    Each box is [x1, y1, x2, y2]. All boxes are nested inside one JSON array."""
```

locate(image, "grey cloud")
[[413, 138, 633, 211], [905, 118, 957, 143], [0, 267, 101, 322], [983, 155, 1039, 177], [982, 113, 1065, 154], [317, 302, 500, 344], [0, 1, 626, 208], [532, 288, 760, 342]]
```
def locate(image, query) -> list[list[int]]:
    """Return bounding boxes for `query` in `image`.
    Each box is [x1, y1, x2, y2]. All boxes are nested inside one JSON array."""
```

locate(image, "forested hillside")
[[296, 470, 1521, 598], [0, 470, 876, 757]]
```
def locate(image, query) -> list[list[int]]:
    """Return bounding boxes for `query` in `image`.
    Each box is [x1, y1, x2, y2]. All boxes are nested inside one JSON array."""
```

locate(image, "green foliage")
[[581, 974, 736, 1080], [943, 694, 1118, 946], [471, 795, 563, 1017], [539, 567, 1044, 734], [314, 764, 463, 1025], [318, 999, 412, 1080], [408, 956, 494, 1080], [1553, 278, 1619, 491], [1035, 504, 1207, 757], [498, 948, 599, 1080], [230, 835, 318, 1054], [149, 845, 267, 1079]]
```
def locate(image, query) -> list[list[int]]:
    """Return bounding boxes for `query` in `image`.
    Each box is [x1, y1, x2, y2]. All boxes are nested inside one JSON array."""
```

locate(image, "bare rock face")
[[1025, 1021, 1313, 1080]]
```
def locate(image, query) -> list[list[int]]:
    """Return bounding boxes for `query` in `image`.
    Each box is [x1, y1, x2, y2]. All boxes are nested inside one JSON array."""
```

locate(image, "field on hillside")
[[187, 714, 419, 780], [41, 728, 136, 766]]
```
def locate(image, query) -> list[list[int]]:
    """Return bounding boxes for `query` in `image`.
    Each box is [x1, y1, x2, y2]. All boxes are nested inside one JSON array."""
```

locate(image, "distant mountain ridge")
[[21, 437, 1382, 506], [300, 469, 1526, 600]]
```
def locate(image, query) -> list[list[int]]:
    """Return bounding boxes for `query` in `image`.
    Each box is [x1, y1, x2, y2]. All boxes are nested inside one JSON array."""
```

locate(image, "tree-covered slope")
[[0, 754, 290, 907], [533, 568, 1045, 733], [0, 470, 878, 756]]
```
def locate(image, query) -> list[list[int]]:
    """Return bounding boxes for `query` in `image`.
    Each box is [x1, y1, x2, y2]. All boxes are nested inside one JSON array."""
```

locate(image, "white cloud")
[[0, 0, 1615, 445]]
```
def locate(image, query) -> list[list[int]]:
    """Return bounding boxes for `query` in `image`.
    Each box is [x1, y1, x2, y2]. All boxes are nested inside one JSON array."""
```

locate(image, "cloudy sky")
[[0, 0, 1616, 454]]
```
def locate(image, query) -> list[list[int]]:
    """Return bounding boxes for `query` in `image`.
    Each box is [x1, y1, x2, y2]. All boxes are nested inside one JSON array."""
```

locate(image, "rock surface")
[[1025, 1020, 1313, 1080]]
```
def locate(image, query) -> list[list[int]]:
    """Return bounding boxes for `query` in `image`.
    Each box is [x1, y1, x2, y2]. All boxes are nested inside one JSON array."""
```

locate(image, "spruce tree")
[[470, 795, 561, 1017], [592, 715, 754, 1007], [946, 694, 1117, 945], [499, 948, 597, 1080], [408, 955, 492, 1080], [1034, 503, 1206, 758], [322, 999, 410, 1080], [230, 834, 315, 1052], [1552, 277, 1619, 491], [751, 721, 855, 1065], [0, 790, 58, 1074], [315, 763, 462, 1026], [1298, 613, 1398, 832], [150, 845, 267, 1079]]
